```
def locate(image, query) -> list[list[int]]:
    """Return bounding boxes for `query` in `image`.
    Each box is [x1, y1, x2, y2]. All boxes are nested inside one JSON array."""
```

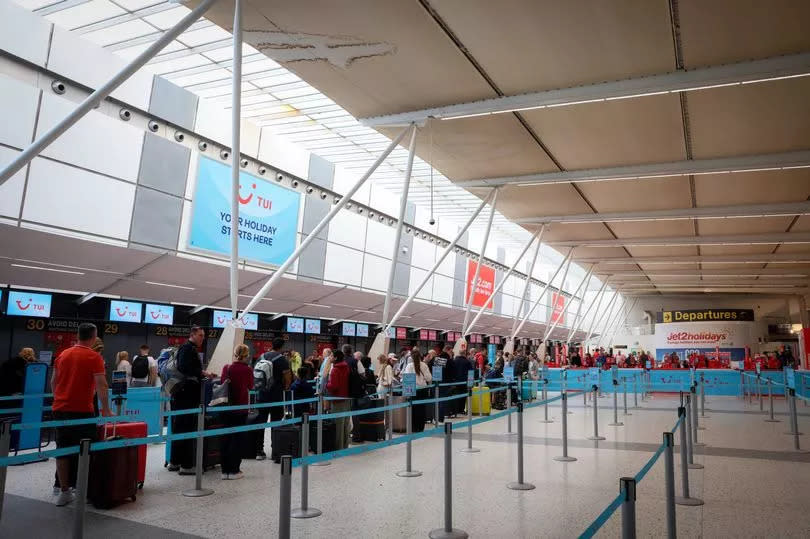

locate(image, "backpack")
[[254, 352, 280, 400], [131, 355, 150, 379], [157, 347, 188, 396]]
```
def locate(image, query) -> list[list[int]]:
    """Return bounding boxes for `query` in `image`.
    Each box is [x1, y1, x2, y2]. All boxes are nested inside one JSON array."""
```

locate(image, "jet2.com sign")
[[189, 157, 301, 266]]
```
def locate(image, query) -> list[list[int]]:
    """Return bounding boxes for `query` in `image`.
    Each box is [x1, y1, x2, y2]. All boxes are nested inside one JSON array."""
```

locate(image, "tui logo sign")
[[7, 291, 52, 318]]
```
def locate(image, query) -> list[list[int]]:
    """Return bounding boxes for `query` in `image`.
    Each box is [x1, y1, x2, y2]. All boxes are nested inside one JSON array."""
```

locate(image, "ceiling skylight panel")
[[83, 18, 155, 46]]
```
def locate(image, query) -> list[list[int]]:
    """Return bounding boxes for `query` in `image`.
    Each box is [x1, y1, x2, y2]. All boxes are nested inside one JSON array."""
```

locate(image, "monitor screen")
[[386, 326, 396, 338], [419, 329, 428, 340], [7, 291, 52, 318], [241, 312, 258, 331], [144, 303, 174, 325], [212, 310, 233, 328], [109, 300, 143, 323], [428, 330, 437, 341], [356, 324, 369, 337], [305, 319, 321, 334], [396, 327, 407, 340], [342, 322, 356, 336], [287, 317, 304, 333]]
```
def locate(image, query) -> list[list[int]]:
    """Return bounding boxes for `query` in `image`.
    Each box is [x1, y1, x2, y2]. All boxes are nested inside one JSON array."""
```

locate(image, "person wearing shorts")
[[51, 323, 112, 506]]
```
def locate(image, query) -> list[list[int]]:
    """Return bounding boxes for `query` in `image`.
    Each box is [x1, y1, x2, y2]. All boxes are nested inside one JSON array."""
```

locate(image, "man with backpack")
[[130, 344, 157, 387], [252, 337, 291, 461], [167, 326, 208, 474]]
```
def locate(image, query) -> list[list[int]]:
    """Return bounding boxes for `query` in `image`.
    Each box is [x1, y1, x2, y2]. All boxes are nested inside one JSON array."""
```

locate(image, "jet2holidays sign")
[[189, 157, 301, 266]]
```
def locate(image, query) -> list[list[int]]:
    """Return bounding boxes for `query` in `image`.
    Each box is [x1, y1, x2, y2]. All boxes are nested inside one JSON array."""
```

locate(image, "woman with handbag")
[[218, 344, 254, 480]]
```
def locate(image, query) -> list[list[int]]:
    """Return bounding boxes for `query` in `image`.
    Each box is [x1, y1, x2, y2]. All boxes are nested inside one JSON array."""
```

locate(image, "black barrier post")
[[623, 379, 631, 416], [292, 414, 322, 518], [397, 398, 423, 477], [507, 381, 514, 435], [183, 383, 214, 497], [460, 390, 480, 454], [685, 395, 703, 469], [435, 382, 440, 427], [675, 406, 704, 506], [765, 379, 780, 423], [72, 438, 91, 539], [0, 419, 10, 519], [663, 432, 676, 539], [507, 402, 535, 491], [690, 386, 705, 446], [553, 393, 577, 462], [620, 477, 637, 539], [540, 378, 553, 423], [429, 422, 468, 539], [278, 455, 292, 539], [699, 373, 708, 418]]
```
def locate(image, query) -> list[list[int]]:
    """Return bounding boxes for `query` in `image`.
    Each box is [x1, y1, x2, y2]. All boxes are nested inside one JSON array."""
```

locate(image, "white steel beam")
[[515, 201, 810, 224], [596, 296, 626, 349], [381, 124, 418, 327], [509, 234, 543, 337], [360, 52, 810, 126], [579, 253, 810, 265], [461, 188, 500, 334], [457, 150, 810, 188], [582, 286, 614, 347], [606, 298, 638, 350], [241, 124, 412, 317], [605, 268, 810, 277], [543, 265, 592, 342], [511, 249, 573, 340], [566, 274, 605, 344], [587, 290, 620, 349], [464, 226, 546, 336], [547, 232, 810, 248], [0, 0, 221, 186], [385, 188, 496, 332]]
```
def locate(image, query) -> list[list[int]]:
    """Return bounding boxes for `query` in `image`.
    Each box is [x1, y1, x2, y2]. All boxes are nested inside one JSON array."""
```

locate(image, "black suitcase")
[[88, 440, 138, 509], [271, 425, 301, 463], [309, 418, 336, 454], [203, 414, 224, 470], [354, 397, 385, 442]]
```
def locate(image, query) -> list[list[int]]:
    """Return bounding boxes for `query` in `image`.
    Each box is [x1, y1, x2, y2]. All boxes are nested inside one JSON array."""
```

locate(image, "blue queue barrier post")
[[507, 402, 535, 491], [397, 398, 422, 477], [429, 422, 468, 539], [183, 383, 214, 498], [73, 438, 92, 539], [765, 379, 780, 423], [588, 386, 605, 441], [292, 414, 322, 519], [675, 406, 704, 507], [0, 419, 10, 519], [278, 455, 292, 539], [620, 477, 636, 539], [553, 392, 577, 462]]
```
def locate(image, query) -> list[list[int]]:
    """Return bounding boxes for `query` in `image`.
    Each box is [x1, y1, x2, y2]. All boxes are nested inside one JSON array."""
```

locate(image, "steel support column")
[[0, 0, 221, 185], [543, 265, 593, 343], [607, 298, 638, 349], [566, 275, 607, 344], [588, 290, 620, 349], [229, 0, 242, 317], [511, 249, 573, 341], [381, 125, 418, 328], [582, 281, 613, 352]]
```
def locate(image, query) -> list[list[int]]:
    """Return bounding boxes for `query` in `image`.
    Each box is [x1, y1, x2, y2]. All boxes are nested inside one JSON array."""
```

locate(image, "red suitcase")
[[98, 422, 147, 488]]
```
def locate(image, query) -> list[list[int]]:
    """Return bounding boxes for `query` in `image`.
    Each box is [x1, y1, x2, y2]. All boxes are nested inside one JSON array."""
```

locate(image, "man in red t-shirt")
[[51, 323, 112, 506]]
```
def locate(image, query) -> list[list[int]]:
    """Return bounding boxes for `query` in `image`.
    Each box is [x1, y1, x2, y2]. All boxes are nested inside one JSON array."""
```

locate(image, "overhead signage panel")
[[657, 309, 754, 323], [145, 304, 174, 325], [109, 300, 142, 323], [189, 156, 301, 267], [7, 291, 52, 318]]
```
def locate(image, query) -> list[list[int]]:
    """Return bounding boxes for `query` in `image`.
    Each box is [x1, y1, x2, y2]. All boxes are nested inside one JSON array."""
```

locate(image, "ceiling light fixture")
[[303, 303, 331, 309], [145, 281, 196, 291], [11, 263, 85, 275]]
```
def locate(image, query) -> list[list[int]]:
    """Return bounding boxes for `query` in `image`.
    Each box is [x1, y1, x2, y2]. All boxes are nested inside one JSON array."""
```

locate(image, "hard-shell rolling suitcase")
[[471, 385, 491, 416], [98, 422, 147, 488], [271, 425, 301, 463], [353, 397, 385, 442], [521, 381, 536, 402], [203, 414, 224, 470], [88, 437, 138, 509]]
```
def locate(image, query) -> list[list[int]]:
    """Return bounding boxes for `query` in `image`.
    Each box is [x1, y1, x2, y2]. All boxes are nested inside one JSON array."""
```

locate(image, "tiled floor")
[[3, 393, 809, 538]]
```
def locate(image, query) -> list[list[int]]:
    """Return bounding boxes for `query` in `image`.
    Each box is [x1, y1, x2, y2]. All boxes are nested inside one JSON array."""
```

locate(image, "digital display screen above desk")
[[145, 304, 174, 325], [356, 324, 368, 337], [7, 291, 52, 318], [287, 317, 304, 333], [305, 319, 321, 334], [109, 300, 143, 323], [342, 322, 356, 336]]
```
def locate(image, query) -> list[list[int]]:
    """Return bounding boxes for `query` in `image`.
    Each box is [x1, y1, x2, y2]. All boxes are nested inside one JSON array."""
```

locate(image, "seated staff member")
[[51, 323, 112, 507]]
